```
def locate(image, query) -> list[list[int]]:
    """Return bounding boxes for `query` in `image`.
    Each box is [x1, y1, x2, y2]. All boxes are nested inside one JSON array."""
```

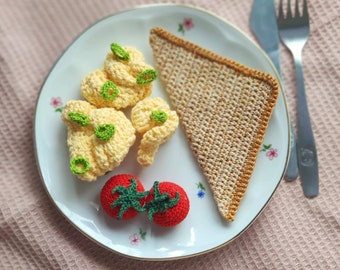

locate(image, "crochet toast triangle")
[[149, 27, 279, 221]]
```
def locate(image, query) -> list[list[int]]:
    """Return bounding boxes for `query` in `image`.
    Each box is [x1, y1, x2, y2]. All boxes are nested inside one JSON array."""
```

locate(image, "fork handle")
[[294, 53, 319, 197]]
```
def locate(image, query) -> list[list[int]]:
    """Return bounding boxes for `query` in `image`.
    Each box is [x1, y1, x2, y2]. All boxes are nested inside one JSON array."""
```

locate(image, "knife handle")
[[285, 119, 299, 181], [275, 54, 299, 181]]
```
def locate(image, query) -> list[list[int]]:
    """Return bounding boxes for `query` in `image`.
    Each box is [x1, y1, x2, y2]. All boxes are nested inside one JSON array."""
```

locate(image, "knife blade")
[[250, 0, 299, 181]]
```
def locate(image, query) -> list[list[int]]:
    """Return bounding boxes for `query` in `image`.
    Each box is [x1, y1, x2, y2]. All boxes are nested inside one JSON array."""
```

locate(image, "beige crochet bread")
[[149, 27, 279, 221]]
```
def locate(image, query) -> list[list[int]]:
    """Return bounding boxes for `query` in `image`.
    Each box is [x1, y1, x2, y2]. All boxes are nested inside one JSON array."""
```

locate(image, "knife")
[[250, 0, 299, 181]]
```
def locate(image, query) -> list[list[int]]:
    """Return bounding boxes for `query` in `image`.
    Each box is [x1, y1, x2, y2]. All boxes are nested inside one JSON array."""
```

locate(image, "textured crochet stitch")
[[145, 181, 180, 220], [144, 181, 190, 227], [94, 124, 116, 141], [136, 69, 158, 85], [110, 178, 149, 220], [70, 157, 90, 174], [110, 42, 130, 61], [150, 110, 168, 123], [61, 100, 136, 181], [149, 27, 279, 222], [100, 80, 119, 100], [68, 112, 90, 126], [131, 97, 179, 166], [100, 174, 148, 220], [81, 44, 157, 110]]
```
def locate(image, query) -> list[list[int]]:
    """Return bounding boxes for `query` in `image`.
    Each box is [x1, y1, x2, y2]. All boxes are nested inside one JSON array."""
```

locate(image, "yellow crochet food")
[[61, 100, 136, 181], [81, 46, 156, 109], [131, 97, 179, 166]]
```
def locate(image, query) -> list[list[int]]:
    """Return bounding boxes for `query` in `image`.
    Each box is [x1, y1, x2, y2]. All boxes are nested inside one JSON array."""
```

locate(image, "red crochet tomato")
[[100, 174, 148, 220], [145, 181, 190, 227]]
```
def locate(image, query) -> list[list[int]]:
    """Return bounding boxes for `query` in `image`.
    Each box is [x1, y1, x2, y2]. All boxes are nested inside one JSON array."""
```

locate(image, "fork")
[[277, 0, 318, 197]]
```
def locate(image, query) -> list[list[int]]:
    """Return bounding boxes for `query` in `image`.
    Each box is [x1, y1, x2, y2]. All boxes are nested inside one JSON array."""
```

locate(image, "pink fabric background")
[[1, 0, 339, 269]]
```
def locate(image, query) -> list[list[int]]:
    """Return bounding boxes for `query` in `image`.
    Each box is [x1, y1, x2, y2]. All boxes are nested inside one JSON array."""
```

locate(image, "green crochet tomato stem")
[[111, 178, 149, 220], [146, 181, 180, 221]]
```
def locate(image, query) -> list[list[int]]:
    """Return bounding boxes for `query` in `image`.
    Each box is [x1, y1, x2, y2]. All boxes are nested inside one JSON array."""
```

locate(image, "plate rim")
[[33, 3, 290, 261]]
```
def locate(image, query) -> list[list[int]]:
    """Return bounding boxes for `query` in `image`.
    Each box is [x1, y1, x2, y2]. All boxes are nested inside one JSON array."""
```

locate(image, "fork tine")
[[278, 0, 284, 20], [287, 0, 292, 19], [302, 0, 309, 19], [295, 0, 300, 17]]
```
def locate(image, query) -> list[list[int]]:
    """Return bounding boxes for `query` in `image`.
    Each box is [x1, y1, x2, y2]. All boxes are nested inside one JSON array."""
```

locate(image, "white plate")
[[34, 4, 289, 260]]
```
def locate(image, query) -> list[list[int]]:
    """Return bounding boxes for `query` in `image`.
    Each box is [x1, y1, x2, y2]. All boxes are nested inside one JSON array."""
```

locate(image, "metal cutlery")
[[277, 0, 318, 197], [250, 0, 299, 181]]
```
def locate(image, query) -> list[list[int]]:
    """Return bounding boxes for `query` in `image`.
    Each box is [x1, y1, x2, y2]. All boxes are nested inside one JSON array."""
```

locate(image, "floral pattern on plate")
[[261, 144, 278, 160], [50, 97, 63, 112], [196, 182, 206, 198], [129, 228, 147, 245], [178, 18, 194, 34]]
